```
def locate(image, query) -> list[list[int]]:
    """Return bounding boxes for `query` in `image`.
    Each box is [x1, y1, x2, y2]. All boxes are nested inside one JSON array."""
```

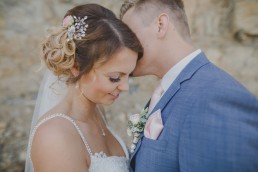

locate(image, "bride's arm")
[[31, 118, 89, 172]]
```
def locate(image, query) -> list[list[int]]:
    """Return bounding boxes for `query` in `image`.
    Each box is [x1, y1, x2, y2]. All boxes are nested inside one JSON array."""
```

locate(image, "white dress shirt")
[[161, 49, 202, 95]]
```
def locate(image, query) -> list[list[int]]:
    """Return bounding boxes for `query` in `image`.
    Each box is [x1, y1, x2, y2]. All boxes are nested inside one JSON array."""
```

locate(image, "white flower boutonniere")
[[127, 108, 148, 153]]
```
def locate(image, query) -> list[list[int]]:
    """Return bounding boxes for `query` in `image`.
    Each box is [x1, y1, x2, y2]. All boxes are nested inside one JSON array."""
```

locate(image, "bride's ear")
[[71, 67, 79, 77]]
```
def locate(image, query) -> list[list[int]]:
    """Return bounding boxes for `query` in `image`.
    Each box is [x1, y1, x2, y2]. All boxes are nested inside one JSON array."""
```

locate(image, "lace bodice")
[[90, 152, 129, 172], [28, 113, 129, 172]]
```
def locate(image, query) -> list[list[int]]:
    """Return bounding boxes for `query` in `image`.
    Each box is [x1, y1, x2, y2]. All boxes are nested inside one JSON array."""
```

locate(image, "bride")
[[25, 3, 143, 172]]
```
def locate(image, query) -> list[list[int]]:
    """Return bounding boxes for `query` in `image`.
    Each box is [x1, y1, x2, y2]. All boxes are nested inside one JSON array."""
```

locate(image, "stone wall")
[[0, 0, 257, 171]]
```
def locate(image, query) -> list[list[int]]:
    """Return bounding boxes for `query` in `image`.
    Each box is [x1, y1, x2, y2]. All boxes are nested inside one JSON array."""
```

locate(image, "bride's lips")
[[109, 93, 119, 99]]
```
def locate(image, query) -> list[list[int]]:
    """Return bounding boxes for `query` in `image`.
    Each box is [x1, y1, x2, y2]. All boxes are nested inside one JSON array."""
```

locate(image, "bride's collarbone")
[[78, 125, 125, 157], [35, 115, 125, 158]]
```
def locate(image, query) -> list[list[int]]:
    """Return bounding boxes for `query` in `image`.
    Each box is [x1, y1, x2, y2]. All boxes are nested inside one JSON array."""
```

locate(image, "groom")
[[120, 0, 258, 172]]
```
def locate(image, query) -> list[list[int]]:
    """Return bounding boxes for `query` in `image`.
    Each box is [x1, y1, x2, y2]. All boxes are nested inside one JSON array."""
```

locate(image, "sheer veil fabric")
[[25, 70, 67, 172]]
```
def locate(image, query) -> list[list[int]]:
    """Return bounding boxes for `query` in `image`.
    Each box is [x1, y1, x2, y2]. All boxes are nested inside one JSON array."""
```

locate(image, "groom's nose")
[[118, 79, 129, 91]]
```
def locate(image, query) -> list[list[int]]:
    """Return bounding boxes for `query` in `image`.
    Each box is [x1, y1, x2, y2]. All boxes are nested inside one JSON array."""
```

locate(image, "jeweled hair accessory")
[[62, 15, 89, 41]]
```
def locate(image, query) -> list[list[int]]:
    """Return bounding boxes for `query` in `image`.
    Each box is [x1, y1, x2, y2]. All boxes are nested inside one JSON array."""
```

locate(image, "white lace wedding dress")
[[27, 113, 130, 172]]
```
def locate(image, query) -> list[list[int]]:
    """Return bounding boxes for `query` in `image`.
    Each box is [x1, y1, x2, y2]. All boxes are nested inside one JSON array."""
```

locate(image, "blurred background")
[[0, 0, 257, 171]]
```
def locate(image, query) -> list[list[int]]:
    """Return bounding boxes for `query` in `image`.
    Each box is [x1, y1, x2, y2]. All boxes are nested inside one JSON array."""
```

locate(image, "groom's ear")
[[156, 13, 170, 38], [71, 67, 79, 77]]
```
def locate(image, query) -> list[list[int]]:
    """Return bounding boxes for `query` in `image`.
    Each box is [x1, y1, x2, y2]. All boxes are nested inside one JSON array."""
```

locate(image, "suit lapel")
[[150, 52, 209, 115], [129, 52, 210, 166]]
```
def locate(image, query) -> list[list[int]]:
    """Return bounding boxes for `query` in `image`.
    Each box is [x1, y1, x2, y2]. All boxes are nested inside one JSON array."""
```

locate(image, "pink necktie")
[[148, 84, 163, 115]]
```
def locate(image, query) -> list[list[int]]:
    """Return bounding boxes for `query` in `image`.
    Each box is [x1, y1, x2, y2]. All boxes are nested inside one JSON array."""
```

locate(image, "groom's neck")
[[153, 42, 195, 79]]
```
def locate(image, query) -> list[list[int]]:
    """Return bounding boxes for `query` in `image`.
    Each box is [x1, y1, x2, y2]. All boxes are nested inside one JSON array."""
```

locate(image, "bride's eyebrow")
[[107, 72, 127, 76]]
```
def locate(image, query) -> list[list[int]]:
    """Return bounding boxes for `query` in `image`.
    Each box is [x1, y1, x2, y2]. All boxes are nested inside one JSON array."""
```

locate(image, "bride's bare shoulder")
[[31, 115, 88, 171], [31, 115, 79, 153]]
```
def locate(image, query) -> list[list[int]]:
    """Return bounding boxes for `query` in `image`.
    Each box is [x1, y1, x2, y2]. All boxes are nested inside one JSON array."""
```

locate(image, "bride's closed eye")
[[109, 76, 121, 83], [108, 73, 122, 83]]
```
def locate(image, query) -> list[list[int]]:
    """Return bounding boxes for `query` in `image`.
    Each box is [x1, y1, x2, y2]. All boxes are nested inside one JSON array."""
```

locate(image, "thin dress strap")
[[28, 114, 93, 159]]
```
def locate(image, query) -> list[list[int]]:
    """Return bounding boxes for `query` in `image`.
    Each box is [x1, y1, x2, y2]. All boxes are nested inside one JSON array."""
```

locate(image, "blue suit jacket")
[[130, 53, 258, 172]]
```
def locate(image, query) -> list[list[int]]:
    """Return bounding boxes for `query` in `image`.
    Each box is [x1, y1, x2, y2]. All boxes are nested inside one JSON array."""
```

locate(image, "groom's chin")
[[129, 72, 136, 77], [130, 67, 143, 77], [130, 69, 146, 77], [129, 72, 138, 77]]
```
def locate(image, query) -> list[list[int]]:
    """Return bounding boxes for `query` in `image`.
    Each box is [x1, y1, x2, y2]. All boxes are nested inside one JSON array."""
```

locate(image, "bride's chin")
[[101, 99, 117, 105], [98, 94, 119, 105], [103, 100, 115, 105]]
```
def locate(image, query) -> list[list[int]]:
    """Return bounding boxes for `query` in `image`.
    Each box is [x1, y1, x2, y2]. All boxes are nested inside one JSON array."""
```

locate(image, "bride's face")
[[79, 48, 138, 105]]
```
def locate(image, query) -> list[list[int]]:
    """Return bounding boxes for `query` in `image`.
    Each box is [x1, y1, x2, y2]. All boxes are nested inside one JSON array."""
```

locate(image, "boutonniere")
[[127, 108, 148, 153]]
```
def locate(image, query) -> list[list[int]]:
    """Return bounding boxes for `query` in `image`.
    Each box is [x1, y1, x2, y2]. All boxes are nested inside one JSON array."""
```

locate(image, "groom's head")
[[120, 0, 192, 77], [120, 0, 190, 38]]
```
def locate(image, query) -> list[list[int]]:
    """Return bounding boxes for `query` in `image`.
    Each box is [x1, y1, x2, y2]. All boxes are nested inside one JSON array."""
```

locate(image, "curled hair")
[[42, 27, 76, 78], [41, 4, 143, 84]]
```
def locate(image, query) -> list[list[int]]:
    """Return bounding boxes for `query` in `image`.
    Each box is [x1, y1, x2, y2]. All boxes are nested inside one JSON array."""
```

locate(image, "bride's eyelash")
[[109, 77, 121, 83]]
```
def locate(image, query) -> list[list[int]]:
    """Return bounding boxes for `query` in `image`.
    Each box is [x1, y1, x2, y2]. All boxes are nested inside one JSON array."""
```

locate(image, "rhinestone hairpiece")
[[62, 15, 89, 42]]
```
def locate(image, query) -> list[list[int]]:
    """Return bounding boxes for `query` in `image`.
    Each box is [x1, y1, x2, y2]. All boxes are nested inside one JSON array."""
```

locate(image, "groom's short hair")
[[120, 0, 191, 40]]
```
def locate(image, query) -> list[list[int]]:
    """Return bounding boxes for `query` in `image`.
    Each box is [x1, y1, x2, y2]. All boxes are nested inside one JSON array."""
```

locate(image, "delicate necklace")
[[96, 114, 106, 136], [73, 114, 106, 137], [76, 84, 106, 136]]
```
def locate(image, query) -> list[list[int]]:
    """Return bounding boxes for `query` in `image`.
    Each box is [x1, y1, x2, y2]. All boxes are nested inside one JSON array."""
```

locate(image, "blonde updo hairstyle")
[[42, 4, 143, 84]]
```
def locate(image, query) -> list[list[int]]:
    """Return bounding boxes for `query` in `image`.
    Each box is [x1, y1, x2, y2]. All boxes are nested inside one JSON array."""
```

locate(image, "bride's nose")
[[118, 79, 129, 91]]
